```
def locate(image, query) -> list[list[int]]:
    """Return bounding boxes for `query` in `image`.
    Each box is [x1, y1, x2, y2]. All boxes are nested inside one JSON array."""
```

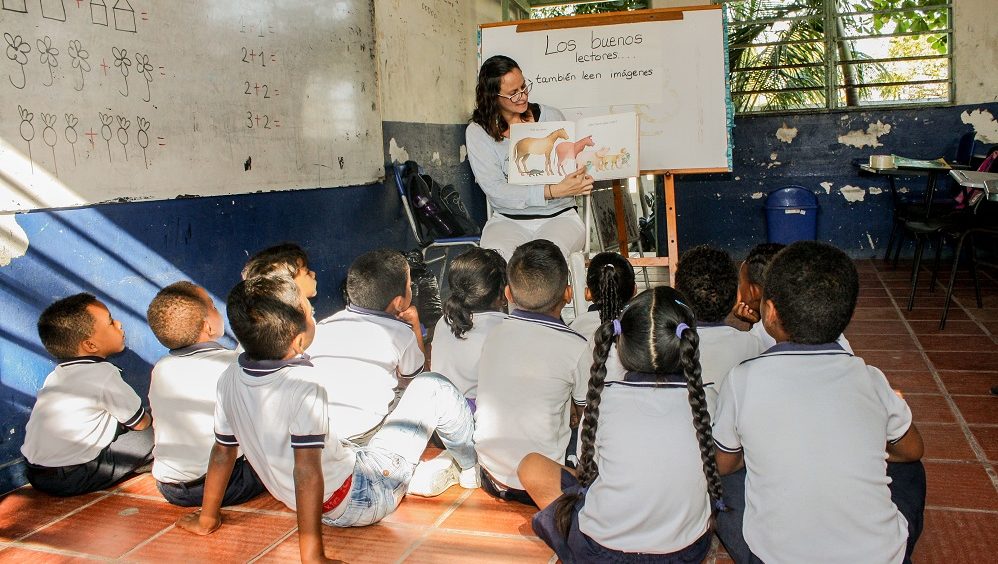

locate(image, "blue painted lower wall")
[[673, 102, 998, 259], [2, 104, 995, 494]]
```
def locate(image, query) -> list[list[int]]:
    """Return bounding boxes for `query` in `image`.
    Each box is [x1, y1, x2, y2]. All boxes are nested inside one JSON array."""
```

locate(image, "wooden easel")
[[609, 169, 724, 287]]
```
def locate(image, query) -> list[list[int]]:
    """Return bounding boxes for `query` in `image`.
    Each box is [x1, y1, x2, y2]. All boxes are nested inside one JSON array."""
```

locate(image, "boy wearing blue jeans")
[[713, 241, 925, 564], [176, 274, 476, 563]]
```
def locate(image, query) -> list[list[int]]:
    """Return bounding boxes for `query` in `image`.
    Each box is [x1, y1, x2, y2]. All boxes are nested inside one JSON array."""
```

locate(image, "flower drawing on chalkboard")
[[5, 33, 31, 89], [136, 116, 150, 169], [68, 39, 91, 91], [99, 111, 114, 163], [116, 115, 130, 161], [42, 113, 60, 177], [112, 46, 131, 96], [65, 113, 80, 166], [19, 105, 35, 172], [37, 35, 59, 87], [133, 51, 153, 102]]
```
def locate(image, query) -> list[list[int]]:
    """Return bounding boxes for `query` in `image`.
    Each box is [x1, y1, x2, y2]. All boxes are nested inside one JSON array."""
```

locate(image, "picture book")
[[507, 112, 639, 185]]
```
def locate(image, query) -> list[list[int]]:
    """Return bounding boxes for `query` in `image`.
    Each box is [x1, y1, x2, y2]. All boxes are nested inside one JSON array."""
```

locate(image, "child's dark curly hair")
[[675, 245, 738, 323]]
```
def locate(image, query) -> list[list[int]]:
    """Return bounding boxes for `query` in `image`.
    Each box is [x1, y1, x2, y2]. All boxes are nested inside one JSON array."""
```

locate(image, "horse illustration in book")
[[555, 135, 595, 175], [514, 128, 569, 176]]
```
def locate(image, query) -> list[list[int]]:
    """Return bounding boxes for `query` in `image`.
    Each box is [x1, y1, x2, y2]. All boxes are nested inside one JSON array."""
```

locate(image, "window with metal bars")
[[720, 0, 952, 113]]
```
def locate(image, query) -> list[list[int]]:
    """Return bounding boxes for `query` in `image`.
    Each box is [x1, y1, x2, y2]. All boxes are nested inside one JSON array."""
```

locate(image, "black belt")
[[499, 206, 577, 220]]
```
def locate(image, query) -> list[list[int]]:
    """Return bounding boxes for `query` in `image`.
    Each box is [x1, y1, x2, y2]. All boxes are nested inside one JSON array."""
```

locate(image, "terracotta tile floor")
[[0, 259, 995, 563]]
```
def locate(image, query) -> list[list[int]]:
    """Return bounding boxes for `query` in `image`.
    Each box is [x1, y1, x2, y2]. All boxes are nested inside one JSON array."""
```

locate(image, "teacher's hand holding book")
[[547, 166, 594, 199]]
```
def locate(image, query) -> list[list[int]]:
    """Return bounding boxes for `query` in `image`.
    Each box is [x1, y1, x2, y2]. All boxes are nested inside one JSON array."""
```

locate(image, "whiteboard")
[[0, 0, 383, 213], [480, 6, 732, 173]]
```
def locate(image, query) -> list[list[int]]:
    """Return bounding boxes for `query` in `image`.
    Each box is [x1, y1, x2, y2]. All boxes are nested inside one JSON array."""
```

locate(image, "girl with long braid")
[[518, 286, 724, 563], [568, 251, 636, 340]]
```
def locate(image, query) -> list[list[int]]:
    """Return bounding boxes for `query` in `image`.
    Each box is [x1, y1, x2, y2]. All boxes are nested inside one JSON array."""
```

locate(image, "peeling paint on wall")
[[388, 137, 410, 164], [869, 187, 883, 195], [961, 108, 998, 143], [866, 232, 875, 250], [0, 214, 28, 267], [431, 152, 442, 166], [770, 152, 778, 160], [459, 144, 467, 163], [838, 121, 892, 148], [820, 181, 833, 194], [751, 192, 765, 199], [776, 124, 798, 144], [840, 185, 866, 202]]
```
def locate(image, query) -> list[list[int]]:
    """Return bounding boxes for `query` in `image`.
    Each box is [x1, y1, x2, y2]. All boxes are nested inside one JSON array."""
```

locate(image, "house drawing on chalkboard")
[[90, 0, 107, 26], [1, 0, 27, 14], [113, 0, 136, 33], [40, 0, 66, 22]]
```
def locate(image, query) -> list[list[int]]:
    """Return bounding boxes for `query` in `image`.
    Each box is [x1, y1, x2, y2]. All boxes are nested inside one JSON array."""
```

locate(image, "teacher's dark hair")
[[471, 55, 539, 142]]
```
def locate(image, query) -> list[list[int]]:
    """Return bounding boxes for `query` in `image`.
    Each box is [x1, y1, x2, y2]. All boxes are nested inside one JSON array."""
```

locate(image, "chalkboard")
[[0, 0, 383, 213], [480, 5, 732, 174]]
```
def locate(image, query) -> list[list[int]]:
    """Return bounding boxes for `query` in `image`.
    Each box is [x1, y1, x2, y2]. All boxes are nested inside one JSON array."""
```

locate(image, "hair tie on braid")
[[675, 322, 689, 339], [612, 319, 622, 336], [714, 498, 729, 512], [603, 264, 615, 270]]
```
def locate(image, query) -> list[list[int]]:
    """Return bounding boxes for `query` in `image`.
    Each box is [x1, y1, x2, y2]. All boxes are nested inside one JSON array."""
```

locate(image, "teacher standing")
[[466, 55, 594, 261]]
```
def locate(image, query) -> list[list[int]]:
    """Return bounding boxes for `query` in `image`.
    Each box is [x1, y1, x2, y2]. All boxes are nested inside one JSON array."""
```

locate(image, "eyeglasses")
[[497, 80, 533, 103]]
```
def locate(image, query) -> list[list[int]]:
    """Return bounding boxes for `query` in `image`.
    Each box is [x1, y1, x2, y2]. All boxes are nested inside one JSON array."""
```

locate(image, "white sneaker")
[[407, 451, 459, 497], [458, 464, 480, 489]]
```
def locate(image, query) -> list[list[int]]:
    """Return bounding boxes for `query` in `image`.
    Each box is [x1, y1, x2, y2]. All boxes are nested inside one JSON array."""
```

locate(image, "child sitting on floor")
[[308, 249, 426, 444], [146, 281, 265, 507], [568, 251, 636, 340], [518, 286, 722, 563], [674, 245, 763, 416], [474, 239, 589, 504], [241, 242, 318, 300], [734, 242, 853, 353], [713, 241, 926, 564], [22, 293, 153, 496], [176, 274, 478, 562], [430, 247, 508, 412]]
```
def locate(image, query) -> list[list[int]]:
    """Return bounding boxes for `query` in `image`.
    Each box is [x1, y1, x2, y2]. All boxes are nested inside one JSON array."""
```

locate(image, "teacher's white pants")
[[479, 209, 586, 262]]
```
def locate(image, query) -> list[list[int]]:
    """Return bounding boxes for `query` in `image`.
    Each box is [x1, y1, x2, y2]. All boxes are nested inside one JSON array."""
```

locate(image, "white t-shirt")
[[712, 342, 911, 564], [148, 342, 238, 484], [22, 357, 146, 467], [697, 324, 765, 418], [568, 309, 602, 341], [750, 321, 854, 353], [474, 310, 589, 489], [309, 305, 424, 439], [214, 354, 356, 516], [580, 373, 711, 554], [430, 311, 505, 398]]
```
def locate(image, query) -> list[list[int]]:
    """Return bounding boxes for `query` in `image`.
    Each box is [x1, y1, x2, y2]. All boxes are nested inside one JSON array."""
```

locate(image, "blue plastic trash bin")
[[765, 186, 819, 244]]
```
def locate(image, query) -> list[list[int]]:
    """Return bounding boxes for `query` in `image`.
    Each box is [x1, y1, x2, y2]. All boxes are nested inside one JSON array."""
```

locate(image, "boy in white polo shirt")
[[734, 242, 854, 354], [22, 293, 153, 496], [146, 281, 265, 507], [713, 241, 926, 564], [309, 249, 425, 443], [474, 239, 589, 504], [674, 245, 763, 418], [176, 274, 477, 562]]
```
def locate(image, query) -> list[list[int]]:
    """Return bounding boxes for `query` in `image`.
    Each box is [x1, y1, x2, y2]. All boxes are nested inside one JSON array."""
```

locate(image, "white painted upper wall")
[[375, 0, 500, 124], [954, 0, 998, 105]]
